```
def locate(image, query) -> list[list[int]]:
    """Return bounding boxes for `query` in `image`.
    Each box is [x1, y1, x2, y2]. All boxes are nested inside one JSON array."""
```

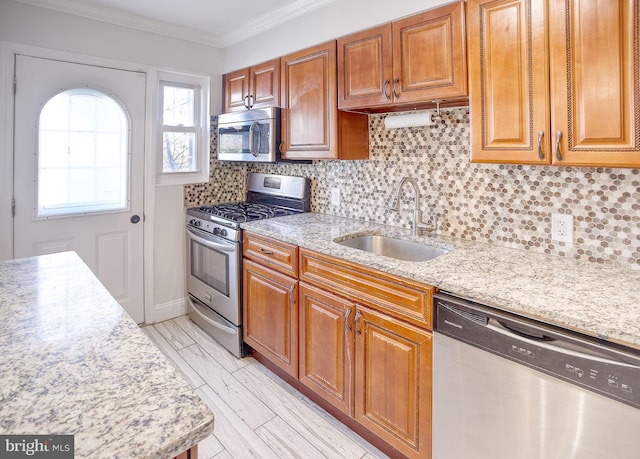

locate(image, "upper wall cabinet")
[[337, 1, 468, 111], [223, 58, 280, 112], [280, 41, 369, 160], [469, 0, 640, 167]]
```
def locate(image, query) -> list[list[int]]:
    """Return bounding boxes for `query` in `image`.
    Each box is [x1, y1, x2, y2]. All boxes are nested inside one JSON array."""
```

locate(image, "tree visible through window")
[[37, 88, 129, 218], [161, 83, 199, 173]]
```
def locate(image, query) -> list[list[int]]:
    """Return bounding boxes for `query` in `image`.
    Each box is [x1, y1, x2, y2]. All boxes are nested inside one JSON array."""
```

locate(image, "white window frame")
[[156, 69, 210, 186]]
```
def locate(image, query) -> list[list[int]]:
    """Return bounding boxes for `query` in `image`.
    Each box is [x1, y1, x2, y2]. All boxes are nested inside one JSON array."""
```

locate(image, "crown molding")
[[13, 0, 338, 48], [221, 0, 338, 47]]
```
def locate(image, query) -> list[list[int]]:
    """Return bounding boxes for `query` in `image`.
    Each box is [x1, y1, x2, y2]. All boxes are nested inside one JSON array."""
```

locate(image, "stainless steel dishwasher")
[[433, 292, 640, 459]]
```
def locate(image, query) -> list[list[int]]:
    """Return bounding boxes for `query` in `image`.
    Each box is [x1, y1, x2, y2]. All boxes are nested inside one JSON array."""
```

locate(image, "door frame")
[[0, 41, 158, 323]]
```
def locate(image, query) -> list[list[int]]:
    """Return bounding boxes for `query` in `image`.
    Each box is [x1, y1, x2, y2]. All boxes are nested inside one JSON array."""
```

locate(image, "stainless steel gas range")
[[185, 173, 310, 358]]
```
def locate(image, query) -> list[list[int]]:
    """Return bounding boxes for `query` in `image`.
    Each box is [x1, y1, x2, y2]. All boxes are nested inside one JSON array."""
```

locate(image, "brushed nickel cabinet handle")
[[555, 131, 563, 161], [343, 308, 352, 332], [243, 95, 250, 110], [354, 310, 362, 335], [382, 79, 391, 100], [392, 78, 400, 99], [288, 284, 296, 305], [537, 131, 544, 160]]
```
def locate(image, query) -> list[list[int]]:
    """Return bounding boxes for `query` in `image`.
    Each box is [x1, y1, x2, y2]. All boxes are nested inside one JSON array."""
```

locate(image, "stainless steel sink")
[[336, 235, 449, 262]]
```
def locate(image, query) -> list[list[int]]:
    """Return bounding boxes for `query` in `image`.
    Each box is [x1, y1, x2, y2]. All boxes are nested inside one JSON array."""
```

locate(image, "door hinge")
[[11, 198, 15, 217], [12, 76, 16, 95]]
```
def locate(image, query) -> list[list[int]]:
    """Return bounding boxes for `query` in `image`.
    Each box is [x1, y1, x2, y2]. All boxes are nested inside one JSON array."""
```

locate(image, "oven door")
[[186, 226, 240, 324]]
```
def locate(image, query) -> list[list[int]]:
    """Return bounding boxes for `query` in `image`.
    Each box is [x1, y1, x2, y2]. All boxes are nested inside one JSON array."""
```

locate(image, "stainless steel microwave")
[[217, 107, 281, 162]]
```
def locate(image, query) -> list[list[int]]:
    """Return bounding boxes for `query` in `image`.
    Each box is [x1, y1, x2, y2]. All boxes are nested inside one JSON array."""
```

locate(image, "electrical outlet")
[[551, 213, 573, 245], [330, 187, 340, 206]]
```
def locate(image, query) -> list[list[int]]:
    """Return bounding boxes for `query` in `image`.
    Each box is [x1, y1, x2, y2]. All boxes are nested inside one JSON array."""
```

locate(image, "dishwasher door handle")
[[486, 318, 640, 369]]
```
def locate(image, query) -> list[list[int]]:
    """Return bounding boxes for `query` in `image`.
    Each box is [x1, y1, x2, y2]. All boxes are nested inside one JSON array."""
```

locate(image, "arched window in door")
[[37, 88, 129, 218]]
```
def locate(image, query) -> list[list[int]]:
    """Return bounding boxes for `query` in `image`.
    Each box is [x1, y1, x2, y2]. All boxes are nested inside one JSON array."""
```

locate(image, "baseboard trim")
[[152, 297, 187, 324]]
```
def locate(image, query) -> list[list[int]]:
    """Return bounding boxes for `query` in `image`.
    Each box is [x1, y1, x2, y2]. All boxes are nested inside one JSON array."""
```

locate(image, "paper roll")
[[383, 112, 431, 128]]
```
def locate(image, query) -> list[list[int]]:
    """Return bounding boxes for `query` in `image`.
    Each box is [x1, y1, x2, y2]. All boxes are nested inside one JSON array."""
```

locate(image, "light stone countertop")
[[242, 213, 640, 351], [0, 252, 214, 458]]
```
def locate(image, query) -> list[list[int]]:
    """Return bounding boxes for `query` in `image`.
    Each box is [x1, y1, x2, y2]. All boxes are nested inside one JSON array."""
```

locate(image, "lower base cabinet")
[[244, 235, 433, 458], [299, 282, 432, 458], [354, 305, 432, 458], [243, 258, 298, 378]]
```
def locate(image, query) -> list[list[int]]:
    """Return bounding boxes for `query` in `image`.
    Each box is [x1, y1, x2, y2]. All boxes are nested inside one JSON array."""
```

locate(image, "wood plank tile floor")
[[143, 316, 389, 459]]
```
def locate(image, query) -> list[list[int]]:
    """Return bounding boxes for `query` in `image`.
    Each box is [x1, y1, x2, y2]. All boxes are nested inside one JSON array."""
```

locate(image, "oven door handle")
[[187, 228, 236, 252], [188, 295, 238, 335]]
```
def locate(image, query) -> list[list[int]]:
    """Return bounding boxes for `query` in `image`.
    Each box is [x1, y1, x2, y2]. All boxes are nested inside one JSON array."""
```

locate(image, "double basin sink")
[[335, 234, 449, 262]]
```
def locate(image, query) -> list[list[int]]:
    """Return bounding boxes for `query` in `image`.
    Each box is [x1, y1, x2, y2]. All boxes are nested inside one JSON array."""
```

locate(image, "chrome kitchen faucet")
[[388, 176, 437, 236]]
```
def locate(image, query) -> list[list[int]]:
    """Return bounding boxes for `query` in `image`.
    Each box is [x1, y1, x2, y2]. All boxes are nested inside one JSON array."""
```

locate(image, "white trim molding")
[[12, 0, 338, 48]]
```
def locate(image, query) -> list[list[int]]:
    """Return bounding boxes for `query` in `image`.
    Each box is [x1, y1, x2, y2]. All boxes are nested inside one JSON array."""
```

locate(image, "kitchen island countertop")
[[0, 251, 213, 458], [242, 213, 640, 351]]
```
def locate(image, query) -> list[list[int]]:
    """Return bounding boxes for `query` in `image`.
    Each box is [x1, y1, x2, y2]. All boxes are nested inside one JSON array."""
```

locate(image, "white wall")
[[222, 0, 449, 72], [0, 0, 223, 322]]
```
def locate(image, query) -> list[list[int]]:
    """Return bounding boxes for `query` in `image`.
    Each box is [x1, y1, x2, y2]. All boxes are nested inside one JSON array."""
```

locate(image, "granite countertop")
[[0, 252, 214, 458], [242, 213, 640, 351]]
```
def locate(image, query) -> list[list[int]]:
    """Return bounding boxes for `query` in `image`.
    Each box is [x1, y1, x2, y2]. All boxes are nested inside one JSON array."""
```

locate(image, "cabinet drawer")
[[243, 232, 298, 277], [300, 249, 434, 329]]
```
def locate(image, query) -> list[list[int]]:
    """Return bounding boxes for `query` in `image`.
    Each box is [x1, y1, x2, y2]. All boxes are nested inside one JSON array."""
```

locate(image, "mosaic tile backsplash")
[[184, 108, 640, 271]]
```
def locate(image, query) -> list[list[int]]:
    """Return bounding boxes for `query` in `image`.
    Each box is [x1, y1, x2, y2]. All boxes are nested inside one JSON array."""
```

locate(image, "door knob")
[[130, 215, 141, 224]]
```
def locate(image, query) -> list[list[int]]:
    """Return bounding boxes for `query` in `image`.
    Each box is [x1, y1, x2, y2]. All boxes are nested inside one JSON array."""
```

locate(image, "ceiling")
[[15, 0, 338, 48]]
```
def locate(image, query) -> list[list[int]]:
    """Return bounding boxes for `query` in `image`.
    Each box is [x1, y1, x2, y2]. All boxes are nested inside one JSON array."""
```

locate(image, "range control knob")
[[193, 220, 202, 227], [219, 229, 227, 237], [213, 227, 220, 235]]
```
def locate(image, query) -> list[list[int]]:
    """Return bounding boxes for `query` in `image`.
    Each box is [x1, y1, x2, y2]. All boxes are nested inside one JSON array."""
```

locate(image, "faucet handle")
[[387, 195, 400, 211]]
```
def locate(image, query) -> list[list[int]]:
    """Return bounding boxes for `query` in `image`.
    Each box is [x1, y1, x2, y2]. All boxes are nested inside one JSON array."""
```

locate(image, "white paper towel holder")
[[384, 100, 443, 129]]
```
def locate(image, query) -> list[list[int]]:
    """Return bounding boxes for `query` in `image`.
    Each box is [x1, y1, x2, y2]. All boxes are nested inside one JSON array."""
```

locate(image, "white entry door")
[[13, 55, 146, 323]]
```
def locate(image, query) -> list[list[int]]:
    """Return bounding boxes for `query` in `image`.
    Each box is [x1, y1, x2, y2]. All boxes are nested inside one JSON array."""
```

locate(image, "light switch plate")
[[551, 213, 573, 245]]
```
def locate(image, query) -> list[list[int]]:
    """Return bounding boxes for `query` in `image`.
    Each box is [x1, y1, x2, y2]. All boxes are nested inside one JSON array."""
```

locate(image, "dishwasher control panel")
[[434, 293, 640, 409]]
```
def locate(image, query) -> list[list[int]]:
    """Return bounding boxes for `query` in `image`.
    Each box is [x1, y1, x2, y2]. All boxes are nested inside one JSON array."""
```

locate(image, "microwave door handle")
[[249, 121, 259, 157], [187, 228, 236, 252]]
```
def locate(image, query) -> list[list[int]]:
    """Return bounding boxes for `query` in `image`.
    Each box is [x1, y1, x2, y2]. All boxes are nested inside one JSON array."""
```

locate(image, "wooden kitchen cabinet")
[[299, 281, 432, 459], [299, 248, 433, 459], [242, 234, 434, 458], [354, 304, 432, 459], [243, 258, 298, 378], [299, 282, 354, 416], [223, 58, 280, 112], [280, 41, 369, 160], [468, 0, 640, 167], [338, 1, 468, 111]]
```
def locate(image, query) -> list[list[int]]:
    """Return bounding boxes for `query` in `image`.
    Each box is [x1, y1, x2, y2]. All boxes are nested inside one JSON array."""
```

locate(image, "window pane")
[[38, 89, 129, 217], [162, 131, 196, 173], [163, 85, 195, 127]]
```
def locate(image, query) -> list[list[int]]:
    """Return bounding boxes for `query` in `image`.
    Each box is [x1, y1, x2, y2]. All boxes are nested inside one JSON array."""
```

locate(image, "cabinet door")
[[249, 58, 280, 110], [392, 1, 468, 105], [243, 259, 298, 378], [299, 282, 354, 416], [549, 0, 640, 167], [468, 0, 551, 164], [223, 67, 250, 112], [354, 305, 432, 459], [280, 41, 338, 159], [338, 24, 393, 109]]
